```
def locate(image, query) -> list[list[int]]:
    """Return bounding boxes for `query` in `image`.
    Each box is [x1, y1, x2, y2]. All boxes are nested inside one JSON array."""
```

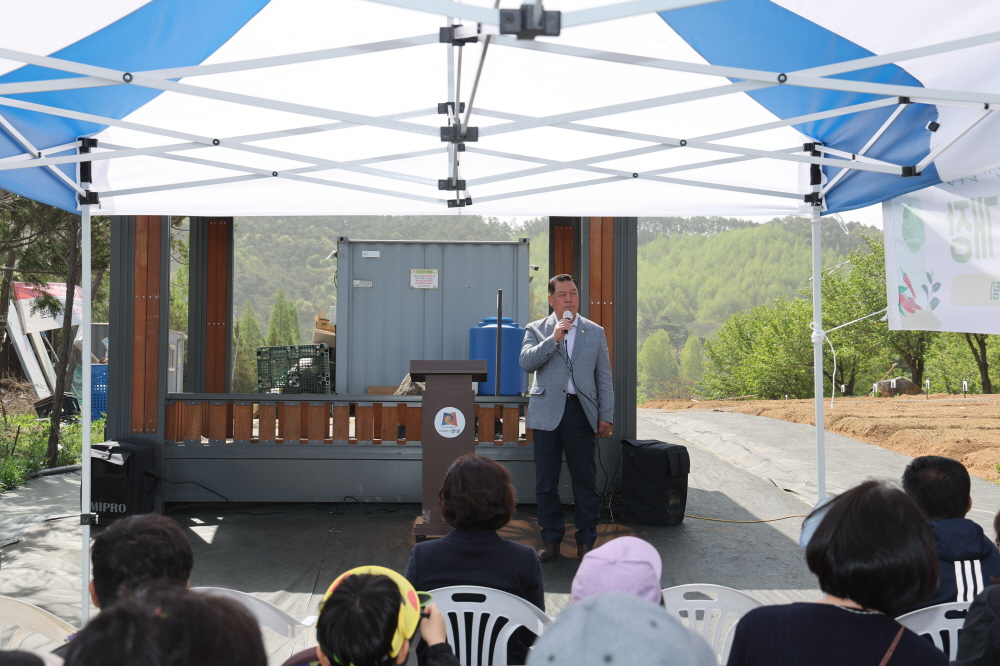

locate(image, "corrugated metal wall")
[[335, 239, 530, 395]]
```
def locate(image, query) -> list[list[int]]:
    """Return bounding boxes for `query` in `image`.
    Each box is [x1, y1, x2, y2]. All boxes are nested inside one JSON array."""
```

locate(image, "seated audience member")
[[54, 513, 195, 657], [727, 480, 947, 666], [903, 455, 1000, 607], [952, 508, 1000, 666], [286, 566, 460, 666], [954, 584, 1000, 666], [90, 513, 195, 608], [571, 536, 663, 605], [405, 454, 542, 665], [0, 650, 60, 666], [526, 592, 715, 666], [405, 454, 543, 608], [64, 584, 265, 666]]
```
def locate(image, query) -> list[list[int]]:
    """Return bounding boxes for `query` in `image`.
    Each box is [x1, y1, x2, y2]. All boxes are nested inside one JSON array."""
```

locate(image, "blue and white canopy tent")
[[2, 0, 999, 621]]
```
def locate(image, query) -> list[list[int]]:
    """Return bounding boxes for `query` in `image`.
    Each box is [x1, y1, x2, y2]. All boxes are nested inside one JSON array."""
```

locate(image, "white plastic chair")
[[428, 585, 551, 666], [896, 601, 970, 660], [191, 587, 316, 638], [0, 595, 76, 650], [661, 584, 763, 664]]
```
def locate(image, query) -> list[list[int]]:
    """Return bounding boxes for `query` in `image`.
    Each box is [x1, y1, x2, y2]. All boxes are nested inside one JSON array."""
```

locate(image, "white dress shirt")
[[564, 315, 579, 395]]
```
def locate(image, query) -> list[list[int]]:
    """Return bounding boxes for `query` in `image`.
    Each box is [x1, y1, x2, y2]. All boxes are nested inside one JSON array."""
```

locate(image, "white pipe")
[[810, 201, 826, 503], [80, 200, 92, 624]]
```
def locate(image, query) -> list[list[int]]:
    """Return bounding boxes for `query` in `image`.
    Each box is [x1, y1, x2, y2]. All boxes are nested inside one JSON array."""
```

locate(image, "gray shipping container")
[[335, 238, 530, 395]]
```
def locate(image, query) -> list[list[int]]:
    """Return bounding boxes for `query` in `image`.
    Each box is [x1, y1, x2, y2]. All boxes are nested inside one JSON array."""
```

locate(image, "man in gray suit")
[[520, 274, 614, 562]]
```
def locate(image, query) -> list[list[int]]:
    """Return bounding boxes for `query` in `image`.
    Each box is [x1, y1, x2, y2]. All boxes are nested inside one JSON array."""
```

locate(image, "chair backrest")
[[428, 586, 551, 666], [191, 587, 309, 638], [661, 584, 763, 664], [896, 601, 970, 660], [0, 595, 76, 650]]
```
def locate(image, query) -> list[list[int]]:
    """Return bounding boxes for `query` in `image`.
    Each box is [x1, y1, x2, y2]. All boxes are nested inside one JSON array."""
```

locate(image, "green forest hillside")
[[231, 215, 872, 350], [637, 216, 871, 350], [232, 215, 547, 338]]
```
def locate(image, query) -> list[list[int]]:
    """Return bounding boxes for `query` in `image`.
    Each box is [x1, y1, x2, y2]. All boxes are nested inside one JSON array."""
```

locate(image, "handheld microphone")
[[559, 311, 573, 349]]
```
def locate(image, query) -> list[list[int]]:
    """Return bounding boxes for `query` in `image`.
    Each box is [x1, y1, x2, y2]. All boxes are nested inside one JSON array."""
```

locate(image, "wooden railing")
[[164, 393, 533, 446]]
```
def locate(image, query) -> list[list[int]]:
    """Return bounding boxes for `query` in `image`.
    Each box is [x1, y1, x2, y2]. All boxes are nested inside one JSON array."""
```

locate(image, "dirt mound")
[[643, 394, 1000, 484]]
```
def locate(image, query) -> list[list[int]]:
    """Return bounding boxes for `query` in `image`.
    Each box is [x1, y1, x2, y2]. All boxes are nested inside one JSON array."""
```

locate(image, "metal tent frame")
[[1, 0, 999, 624]]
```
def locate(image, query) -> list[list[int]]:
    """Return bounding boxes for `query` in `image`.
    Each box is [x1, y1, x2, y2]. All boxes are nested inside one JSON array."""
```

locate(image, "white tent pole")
[[809, 160, 826, 504], [80, 198, 92, 624]]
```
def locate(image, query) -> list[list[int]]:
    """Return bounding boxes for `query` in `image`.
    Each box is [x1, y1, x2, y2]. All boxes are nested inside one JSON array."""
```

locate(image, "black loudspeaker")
[[619, 439, 690, 526], [90, 440, 157, 524]]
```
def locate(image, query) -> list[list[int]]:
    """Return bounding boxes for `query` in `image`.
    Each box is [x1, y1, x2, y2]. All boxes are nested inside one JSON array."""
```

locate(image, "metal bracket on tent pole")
[[80, 513, 98, 525], [77, 137, 101, 207], [802, 143, 823, 206], [499, 3, 560, 39], [447, 194, 473, 207], [439, 24, 479, 46]]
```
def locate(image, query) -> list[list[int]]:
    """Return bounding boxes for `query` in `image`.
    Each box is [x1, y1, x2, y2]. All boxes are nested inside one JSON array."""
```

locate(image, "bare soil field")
[[643, 394, 1000, 484]]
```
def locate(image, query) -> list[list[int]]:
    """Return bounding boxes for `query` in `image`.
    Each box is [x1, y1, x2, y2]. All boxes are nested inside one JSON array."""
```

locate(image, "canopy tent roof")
[[2, 0, 1000, 218]]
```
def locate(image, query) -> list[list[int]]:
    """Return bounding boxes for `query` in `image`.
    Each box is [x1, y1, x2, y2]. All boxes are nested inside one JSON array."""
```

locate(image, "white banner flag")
[[883, 171, 1000, 334]]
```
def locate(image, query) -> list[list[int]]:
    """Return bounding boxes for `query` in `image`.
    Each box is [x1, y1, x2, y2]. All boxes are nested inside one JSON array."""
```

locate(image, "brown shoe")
[[537, 541, 561, 562], [577, 543, 595, 558]]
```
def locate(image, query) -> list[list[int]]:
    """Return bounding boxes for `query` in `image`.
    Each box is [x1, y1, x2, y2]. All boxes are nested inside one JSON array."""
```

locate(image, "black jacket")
[[918, 519, 1000, 610], [405, 528, 544, 665], [404, 528, 544, 611], [955, 585, 1000, 666]]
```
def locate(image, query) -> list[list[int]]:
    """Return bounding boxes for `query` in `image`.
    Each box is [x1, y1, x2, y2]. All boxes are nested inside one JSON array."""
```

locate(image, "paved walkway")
[[8, 410, 994, 663]]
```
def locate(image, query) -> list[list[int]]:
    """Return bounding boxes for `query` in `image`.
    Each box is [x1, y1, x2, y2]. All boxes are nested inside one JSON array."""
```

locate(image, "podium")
[[411, 359, 488, 539]]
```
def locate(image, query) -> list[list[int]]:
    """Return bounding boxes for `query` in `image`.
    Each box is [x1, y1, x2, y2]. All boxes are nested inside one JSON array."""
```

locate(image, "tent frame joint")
[[500, 4, 560, 40], [440, 25, 480, 46], [901, 166, 922, 178], [438, 178, 466, 191]]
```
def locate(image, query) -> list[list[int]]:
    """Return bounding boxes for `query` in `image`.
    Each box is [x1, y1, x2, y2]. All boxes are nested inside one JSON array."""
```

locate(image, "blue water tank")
[[470, 317, 527, 396]]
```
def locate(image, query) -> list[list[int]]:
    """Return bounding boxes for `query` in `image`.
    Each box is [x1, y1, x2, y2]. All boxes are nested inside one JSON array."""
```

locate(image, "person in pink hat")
[[570, 536, 664, 605]]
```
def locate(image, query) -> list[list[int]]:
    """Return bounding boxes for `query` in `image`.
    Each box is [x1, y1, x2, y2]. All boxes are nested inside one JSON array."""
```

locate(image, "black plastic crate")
[[256, 344, 332, 394]]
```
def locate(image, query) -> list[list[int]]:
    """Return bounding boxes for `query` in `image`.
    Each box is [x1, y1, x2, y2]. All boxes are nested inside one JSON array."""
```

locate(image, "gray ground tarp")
[[5, 411, 996, 663]]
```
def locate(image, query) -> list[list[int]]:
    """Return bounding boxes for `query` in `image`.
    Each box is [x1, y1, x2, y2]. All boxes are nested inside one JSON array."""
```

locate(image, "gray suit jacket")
[[519, 313, 614, 432]]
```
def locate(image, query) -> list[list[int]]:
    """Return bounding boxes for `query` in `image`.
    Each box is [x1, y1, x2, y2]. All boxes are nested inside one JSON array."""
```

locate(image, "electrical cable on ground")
[[149, 472, 417, 517], [683, 513, 808, 523]]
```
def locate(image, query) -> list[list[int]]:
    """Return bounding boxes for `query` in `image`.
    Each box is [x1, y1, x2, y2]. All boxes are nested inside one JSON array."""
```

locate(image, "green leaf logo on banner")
[[902, 205, 926, 253]]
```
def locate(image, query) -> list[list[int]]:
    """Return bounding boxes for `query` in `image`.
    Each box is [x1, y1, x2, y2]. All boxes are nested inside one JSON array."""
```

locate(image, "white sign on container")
[[410, 269, 439, 289]]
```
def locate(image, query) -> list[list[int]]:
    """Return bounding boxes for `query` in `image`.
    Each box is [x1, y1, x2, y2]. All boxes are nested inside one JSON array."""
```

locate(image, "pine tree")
[[637, 330, 679, 400], [265, 289, 292, 346], [680, 335, 704, 382], [283, 297, 301, 345], [232, 302, 263, 393]]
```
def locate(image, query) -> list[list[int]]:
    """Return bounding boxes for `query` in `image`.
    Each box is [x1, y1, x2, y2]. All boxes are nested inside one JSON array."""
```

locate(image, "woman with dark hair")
[[727, 480, 947, 666], [64, 584, 266, 666], [405, 453, 543, 665]]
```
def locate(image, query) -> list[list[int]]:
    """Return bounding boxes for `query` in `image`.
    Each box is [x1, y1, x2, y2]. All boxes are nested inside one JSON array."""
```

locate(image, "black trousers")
[[533, 396, 599, 545]]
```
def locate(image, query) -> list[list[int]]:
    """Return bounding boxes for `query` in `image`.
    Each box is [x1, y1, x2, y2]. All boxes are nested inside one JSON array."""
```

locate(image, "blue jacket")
[[921, 518, 1000, 609]]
